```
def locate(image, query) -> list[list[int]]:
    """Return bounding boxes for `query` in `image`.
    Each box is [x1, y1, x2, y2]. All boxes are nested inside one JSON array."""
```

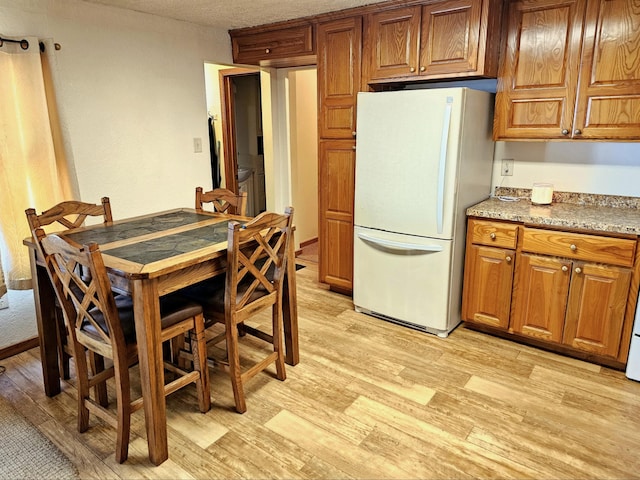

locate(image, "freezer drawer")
[[353, 226, 458, 336]]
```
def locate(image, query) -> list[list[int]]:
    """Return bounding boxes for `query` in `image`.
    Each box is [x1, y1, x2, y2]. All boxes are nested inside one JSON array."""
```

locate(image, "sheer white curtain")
[[0, 37, 75, 290]]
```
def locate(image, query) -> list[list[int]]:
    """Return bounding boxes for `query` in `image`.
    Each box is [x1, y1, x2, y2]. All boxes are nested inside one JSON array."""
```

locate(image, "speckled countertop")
[[467, 187, 640, 236]]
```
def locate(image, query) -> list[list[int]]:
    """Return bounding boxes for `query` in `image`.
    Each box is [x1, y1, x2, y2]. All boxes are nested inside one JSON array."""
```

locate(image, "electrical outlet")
[[193, 137, 203, 153], [501, 158, 514, 176]]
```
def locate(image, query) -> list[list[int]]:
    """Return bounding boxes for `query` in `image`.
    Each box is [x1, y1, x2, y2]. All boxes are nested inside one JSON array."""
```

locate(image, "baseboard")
[[296, 237, 318, 256], [299, 237, 318, 248], [0, 337, 39, 360]]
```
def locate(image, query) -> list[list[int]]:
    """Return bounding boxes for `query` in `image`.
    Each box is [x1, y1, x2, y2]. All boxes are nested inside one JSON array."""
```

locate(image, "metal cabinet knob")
[[420, 66, 426, 72], [352, 131, 357, 137], [352, 145, 356, 150], [410, 67, 416, 72], [562, 129, 569, 135], [505, 256, 512, 263], [265, 48, 270, 54], [562, 265, 568, 272], [570, 244, 577, 251], [490, 233, 496, 239], [574, 129, 582, 135], [575, 267, 582, 274]]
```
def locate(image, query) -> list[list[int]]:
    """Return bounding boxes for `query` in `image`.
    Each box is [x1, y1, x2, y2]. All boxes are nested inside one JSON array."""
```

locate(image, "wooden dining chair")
[[195, 186, 248, 216], [35, 228, 210, 463], [26, 198, 114, 382], [183, 207, 294, 413]]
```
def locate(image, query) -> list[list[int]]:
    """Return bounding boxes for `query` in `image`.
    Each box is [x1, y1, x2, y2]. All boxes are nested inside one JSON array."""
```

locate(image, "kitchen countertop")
[[467, 187, 640, 236]]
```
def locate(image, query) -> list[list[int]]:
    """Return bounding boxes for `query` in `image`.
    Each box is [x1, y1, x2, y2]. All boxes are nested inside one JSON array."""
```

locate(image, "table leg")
[[28, 248, 61, 397], [283, 228, 299, 366], [132, 277, 168, 465]]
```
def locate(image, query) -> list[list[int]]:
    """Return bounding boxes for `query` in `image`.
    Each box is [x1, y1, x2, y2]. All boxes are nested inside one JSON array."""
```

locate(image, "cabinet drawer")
[[521, 227, 637, 267], [232, 25, 314, 65], [469, 219, 518, 249]]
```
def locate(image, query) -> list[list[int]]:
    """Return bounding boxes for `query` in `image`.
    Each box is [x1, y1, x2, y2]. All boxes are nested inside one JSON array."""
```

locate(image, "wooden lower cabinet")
[[563, 262, 632, 357], [462, 244, 515, 329], [511, 255, 632, 357], [510, 253, 571, 343], [462, 218, 519, 329], [462, 217, 639, 366], [318, 140, 356, 292]]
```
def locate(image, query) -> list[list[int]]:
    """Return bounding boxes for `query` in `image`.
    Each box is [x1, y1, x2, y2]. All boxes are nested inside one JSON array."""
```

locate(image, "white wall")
[[0, 0, 232, 349], [289, 68, 319, 246], [491, 142, 640, 197], [419, 79, 640, 198], [0, 0, 232, 220]]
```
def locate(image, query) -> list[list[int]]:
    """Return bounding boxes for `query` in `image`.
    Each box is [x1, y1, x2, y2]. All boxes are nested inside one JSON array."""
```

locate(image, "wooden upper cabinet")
[[574, 0, 640, 139], [364, 0, 502, 84], [365, 6, 422, 80], [420, 0, 496, 77], [230, 24, 315, 67], [495, 0, 640, 140], [317, 16, 362, 139], [494, 0, 585, 140]]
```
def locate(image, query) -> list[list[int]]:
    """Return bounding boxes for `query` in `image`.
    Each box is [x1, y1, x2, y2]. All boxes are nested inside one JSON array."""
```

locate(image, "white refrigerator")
[[353, 87, 495, 337]]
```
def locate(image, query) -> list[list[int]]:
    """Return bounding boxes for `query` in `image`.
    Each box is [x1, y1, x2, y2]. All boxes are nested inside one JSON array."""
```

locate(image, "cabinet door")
[[231, 24, 315, 66], [317, 17, 362, 139], [365, 6, 421, 80], [563, 262, 632, 357], [318, 140, 356, 292], [462, 245, 515, 329], [573, 0, 640, 139], [494, 0, 586, 140], [511, 253, 571, 342], [419, 0, 483, 77]]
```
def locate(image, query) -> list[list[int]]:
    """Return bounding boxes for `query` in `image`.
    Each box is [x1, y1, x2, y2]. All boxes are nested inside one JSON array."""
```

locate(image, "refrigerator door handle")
[[436, 97, 454, 234], [357, 232, 444, 253]]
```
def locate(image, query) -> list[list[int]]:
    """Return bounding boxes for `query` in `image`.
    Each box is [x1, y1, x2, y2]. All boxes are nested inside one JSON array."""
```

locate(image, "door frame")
[[219, 67, 260, 194]]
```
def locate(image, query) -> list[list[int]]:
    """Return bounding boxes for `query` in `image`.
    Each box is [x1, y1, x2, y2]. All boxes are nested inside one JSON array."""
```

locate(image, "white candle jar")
[[531, 183, 554, 205]]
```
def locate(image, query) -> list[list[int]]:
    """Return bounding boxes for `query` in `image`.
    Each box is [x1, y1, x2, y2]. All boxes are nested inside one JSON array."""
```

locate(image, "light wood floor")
[[1, 263, 640, 479]]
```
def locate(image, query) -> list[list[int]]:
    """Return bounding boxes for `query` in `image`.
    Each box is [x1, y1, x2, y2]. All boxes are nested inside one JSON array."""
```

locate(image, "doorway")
[[219, 68, 266, 217], [204, 64, 318, 251]]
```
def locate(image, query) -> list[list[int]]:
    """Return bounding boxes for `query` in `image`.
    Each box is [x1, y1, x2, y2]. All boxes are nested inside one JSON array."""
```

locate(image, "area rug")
[[0, 394, 78, 480]]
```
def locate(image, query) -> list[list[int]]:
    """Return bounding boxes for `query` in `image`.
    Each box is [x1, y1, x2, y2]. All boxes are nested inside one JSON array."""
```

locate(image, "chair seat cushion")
[[180, 269, 273, 320], [82, 294, 202, 345]]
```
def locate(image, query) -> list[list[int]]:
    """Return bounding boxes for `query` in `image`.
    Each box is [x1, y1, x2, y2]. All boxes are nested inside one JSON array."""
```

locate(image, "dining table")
[[25, 208, 299, 465]]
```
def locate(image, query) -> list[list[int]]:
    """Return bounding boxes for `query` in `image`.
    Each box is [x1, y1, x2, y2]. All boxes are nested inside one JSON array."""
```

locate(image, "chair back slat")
[[226, 208, 293, 312], [36, 229, 125, 354], [26, 197, 113, 232], [195, 187, 247, 216]]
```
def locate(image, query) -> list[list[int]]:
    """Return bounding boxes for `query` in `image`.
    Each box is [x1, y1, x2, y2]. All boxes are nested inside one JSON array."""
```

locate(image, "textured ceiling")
[[81, 0, 390, 30]]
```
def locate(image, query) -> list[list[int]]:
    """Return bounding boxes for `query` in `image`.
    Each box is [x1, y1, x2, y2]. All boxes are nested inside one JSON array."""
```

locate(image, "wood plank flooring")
[[1, 263, 639, 479]]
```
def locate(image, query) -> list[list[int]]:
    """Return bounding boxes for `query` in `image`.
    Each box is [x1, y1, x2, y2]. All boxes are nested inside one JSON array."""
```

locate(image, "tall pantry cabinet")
[[317, 17, 363, 292]]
